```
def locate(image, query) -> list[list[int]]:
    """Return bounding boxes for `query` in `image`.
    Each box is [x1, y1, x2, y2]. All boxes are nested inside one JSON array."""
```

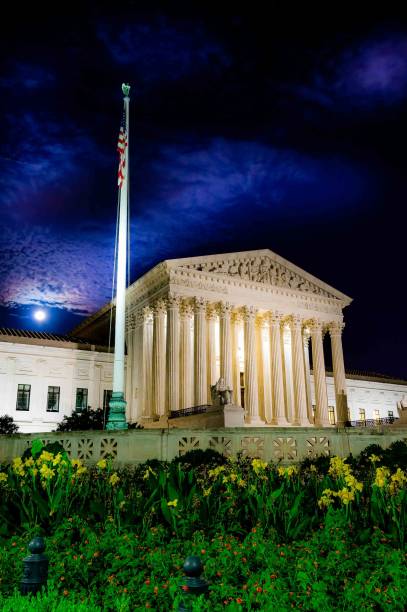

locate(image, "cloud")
[[0, 62, 56, 90], [97, 18, 230, 85], [0, 224, 115, 315], [286, 34, 407, 112], [0, 112, 111, 222]]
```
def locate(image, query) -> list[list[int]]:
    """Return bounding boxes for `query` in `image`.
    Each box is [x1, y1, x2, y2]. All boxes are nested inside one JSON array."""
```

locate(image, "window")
[[103, 389, 113, 410], [75, 388, 88, 411], [374, 409, 380, 422], [16, 384, 31, 411], [388, 410, 394, 417], [359, 409, 366, 422], [47, 386, 60, 412], [328, 406, 336, 425], [239, 372, 245, 408]]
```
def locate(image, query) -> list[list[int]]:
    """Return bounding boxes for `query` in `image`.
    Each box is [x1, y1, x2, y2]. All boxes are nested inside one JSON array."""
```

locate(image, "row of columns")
[[127, 296, 348, 427]]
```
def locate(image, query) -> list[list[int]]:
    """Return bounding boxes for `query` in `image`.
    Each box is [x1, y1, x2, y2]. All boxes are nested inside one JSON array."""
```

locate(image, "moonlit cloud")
[[0, 225, 115, 315]]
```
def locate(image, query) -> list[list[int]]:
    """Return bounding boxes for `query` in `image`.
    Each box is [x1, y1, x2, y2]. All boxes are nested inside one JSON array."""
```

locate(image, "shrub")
[[55, 407, 108, 431], [0, 415, 19, 435], [55, 407, 143, 432], [173, 448, 225, 468]]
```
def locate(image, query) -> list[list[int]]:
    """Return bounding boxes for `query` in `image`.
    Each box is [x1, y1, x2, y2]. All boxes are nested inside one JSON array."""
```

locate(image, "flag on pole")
[[117, 109, 127, 187]]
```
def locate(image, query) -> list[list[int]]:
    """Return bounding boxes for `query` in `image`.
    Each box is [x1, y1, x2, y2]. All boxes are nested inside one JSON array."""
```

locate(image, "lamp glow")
[[33, 309, 46, 322]]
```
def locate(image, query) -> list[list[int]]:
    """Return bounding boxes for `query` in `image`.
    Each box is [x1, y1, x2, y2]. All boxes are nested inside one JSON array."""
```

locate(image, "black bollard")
[[178, 555, 209, 612], [20, 536, 49, 596]]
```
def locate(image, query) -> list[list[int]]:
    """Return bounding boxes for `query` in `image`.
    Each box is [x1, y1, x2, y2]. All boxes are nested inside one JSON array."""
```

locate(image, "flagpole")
[[106, 83, 130, 430]]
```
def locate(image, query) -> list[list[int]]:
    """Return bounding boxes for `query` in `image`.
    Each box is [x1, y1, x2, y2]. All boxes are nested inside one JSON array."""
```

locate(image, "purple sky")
[[0, 5, 406, 377]]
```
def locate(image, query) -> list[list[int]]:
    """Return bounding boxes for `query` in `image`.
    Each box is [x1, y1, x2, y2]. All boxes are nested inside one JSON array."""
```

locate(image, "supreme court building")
[[73, 249, 359, 428]]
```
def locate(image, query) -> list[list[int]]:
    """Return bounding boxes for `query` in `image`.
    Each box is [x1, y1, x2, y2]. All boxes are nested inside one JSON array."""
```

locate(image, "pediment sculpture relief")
[[180, 256, 332, 298]]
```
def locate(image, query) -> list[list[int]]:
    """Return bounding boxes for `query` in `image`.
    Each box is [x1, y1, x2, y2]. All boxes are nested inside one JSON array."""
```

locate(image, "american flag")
[[117, 109, 127, 187]]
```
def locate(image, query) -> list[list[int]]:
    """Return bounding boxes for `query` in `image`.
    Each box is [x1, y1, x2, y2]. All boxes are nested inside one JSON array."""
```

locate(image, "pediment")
[[167, 249, 351, 303]]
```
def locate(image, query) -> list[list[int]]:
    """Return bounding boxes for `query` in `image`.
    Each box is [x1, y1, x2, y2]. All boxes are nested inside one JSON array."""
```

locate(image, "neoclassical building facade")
[[75, 249, 354, 428]]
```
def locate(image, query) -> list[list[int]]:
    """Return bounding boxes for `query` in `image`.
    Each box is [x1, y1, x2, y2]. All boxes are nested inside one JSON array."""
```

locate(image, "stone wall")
[[1, 426, 406, 466]]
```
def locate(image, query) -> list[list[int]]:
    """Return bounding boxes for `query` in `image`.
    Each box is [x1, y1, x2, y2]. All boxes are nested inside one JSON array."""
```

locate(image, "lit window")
[[328, 406, 336, 425], [374, 409, 380, 422], [359, 409, 366, 422], [75, 388, 88, 411], [47, 386, 60, 412], [16, 384, 31, 411]]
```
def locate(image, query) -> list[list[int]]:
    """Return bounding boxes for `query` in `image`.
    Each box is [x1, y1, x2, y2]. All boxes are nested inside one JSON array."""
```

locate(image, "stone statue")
[[211, 377, 233, 406]]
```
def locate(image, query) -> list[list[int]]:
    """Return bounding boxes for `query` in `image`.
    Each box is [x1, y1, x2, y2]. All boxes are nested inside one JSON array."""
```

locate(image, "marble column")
[[152, 299, 167, 418], [132, 312, 143, 420], [329, 321, 348, 426], [311, 320, 330, 427], [125, 314, 134, 422], [194, 297, 208, 406], [290, 316, 311, 426], [231, 312, 242, 405], [219, 302, 233, 390], [244, 307, 262, 425], [269, 312, 289, 426], [258, 317, 273, 423], [142, 307, 153, 420], [180, 301, 193, 409], [303, 330, 313, 423], [207, 305, 218, 398], [166, 295, 180, 414], [282, 324, 294, 423]]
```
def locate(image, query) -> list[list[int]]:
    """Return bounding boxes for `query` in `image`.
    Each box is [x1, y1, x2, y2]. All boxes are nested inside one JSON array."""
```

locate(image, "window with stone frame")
[[359, 408, 366, 422], [75, 388, 88, 411], [328, 406, 336, 425], [47, 386, 60, 412], [16, 384, 31, 411]]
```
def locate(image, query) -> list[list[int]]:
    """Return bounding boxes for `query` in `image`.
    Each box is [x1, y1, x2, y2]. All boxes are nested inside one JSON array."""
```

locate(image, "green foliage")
[[0, 522, 406, 610], [0, 415, 18, 434], [173, 447, 225, 467], [55, 407, 108, 431]]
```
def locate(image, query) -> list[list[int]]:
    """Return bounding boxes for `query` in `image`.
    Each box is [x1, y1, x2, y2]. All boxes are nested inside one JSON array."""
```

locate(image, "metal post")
[[178, 556, 209, 611], [20, 536, 49, 596]]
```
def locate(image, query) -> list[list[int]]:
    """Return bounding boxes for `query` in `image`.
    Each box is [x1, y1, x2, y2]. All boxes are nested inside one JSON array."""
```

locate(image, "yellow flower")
[[71, 458, 82, 469], [328, 456, 350, 479], [208, 466, 225, 479], [38, 451, 54, 463], [24, 457, 35, 467], [109, 473, 120, 486], [203, 487, 212, 497], [12, 457, 23, 470], [229, 473, 237, 482], [142, 466, 156, 480], [337, 487, 355, 505], [0, 472, 7, 483], [52, 453, 62, 466], [278, 465, 298, 479], [374, 466, 390, 488], [237, 479, 246, 488], [344, 474, 363, 492], [76, 466, 87, 476], [369, 454, 382, 464], [40, 464, 55, 479], [318, 489, 335, 508], [389, 468, 407, 495], [167, 499, 178, 507], [222, 476, 229, 484], [32, 468, 38, 477], [309, 464, 318, 473], [252, 458, 268, 473], [96, 459, 107, 470]]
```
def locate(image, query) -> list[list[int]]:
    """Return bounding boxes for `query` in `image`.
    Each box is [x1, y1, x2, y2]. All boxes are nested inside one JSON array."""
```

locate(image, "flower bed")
[[0, 441, 406, 610]]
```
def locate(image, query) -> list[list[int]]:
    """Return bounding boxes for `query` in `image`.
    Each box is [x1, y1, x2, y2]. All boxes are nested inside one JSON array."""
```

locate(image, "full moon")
[[33, 309, 46, 322]]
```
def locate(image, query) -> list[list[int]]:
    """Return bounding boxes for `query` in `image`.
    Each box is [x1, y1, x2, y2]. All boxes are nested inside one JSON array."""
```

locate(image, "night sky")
[[0, 4, 406, 378]]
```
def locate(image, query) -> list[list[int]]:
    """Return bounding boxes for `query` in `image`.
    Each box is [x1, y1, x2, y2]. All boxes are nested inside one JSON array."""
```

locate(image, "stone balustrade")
[[1, 426, 406, 466]]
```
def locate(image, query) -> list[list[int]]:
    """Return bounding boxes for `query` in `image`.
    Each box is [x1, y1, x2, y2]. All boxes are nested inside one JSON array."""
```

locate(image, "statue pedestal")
[[223, 404, 245, 427]]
